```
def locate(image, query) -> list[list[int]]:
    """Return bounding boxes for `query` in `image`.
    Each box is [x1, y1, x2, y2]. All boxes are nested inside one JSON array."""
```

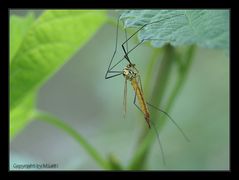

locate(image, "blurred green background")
[[10, 10, 229, 170]]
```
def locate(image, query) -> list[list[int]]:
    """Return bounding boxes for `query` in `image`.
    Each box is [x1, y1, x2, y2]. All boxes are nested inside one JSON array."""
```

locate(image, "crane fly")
[[123, 63, 150, 127], [105, 13, 190, 164]]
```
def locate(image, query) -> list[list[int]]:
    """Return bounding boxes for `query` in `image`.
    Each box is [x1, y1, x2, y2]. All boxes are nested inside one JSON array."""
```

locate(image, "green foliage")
[[10, 12, 35, 62], [10, 93, 36, 139], [10, 10, 107, 139], [120, 10, 229, 50], [10, 10, 229, 170]]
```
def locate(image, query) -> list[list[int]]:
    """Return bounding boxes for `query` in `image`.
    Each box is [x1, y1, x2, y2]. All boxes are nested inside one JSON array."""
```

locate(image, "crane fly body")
[[123, 63, 151, 128]]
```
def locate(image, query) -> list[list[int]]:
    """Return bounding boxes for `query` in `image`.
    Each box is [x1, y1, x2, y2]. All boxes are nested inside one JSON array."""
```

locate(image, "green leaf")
[[10, 10, 107, 110], [10, 92, 36, 139], [10, 10, 107, 139], [120, 10, 229, 50], [10, 12, 35, 62]]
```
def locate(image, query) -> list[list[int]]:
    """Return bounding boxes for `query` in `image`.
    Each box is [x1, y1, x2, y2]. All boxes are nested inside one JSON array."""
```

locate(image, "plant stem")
[[33, 110, 112, 169], [143, 48, 162, 96], [129, 45, 175, 169], [166, 45, 196, 112], [128, 45, 196, 169]]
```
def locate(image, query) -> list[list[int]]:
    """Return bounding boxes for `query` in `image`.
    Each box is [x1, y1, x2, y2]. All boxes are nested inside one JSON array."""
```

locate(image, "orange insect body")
[[131, 78, 150, 128], [123, 63, 151, 128]]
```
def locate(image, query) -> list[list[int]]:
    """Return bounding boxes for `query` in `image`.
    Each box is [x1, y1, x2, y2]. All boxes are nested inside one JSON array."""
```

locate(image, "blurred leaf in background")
[[10, 10, 107, 139]]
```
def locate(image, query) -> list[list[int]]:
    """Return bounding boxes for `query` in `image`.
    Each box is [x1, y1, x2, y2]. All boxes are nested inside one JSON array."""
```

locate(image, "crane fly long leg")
[[123, 19, 130, 119], [146, 102, 190, 142], [120, 13, 185, 60], [119, 37, 171, 67], [105, 17, 127, 79], [105, 17, 120, 79], [105, 72, 123, 79], [135, 75, 190, 142], [133, 91, 142, 113], [132, 75, 145, 114], [121, 13, 185, 46], [133, 93, 166, 166], [132, 75, 166, 165], [150, 120, 166, 166], [122, 38, 171, 62], [105, 15, 138, 79], [106, 15, 185, 80]]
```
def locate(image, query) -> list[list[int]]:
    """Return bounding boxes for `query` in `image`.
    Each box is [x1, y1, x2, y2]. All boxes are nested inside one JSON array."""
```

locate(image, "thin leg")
[[120, 38, 171, 64], [106, 14, 184, 79], [137, 75, 144, 93], [121, 13, 185, 50], [146, 102, 190, 142], [105, 17, 125, 79], [133, 91, 143, 113], [150, 120, 166, 166], [132, 75, 143, 113], [136, 74, 190, 142], [133, 75, 144, 113], [134, 76, 166, 165], [105, 72, 123, 79], [122, 20, 132, 64], [121, 40, 167, 66], [119, 13, 185, 63]]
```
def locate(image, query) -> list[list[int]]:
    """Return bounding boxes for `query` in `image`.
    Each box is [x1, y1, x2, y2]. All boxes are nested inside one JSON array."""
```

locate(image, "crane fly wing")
[[123, 77, 127, 119]]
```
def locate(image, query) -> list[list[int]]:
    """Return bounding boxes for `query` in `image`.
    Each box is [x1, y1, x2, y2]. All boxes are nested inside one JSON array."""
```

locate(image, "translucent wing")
[[123, 77, 127, 119]]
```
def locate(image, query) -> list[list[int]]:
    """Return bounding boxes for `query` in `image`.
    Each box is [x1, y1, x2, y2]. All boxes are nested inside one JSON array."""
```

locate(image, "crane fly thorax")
[[123, 64, 138, 81]]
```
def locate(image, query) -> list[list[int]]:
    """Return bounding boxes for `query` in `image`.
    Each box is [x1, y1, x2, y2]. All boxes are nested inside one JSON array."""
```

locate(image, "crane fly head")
[[123, 63, 138, 81]]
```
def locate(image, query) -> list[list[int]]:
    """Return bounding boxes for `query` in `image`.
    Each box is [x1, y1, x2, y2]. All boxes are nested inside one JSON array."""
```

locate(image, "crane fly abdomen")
[[131, 78, 151, 128]]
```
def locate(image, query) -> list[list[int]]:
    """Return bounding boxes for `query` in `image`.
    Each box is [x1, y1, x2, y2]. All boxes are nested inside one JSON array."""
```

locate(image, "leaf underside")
[[120, 10, 229, 50]]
